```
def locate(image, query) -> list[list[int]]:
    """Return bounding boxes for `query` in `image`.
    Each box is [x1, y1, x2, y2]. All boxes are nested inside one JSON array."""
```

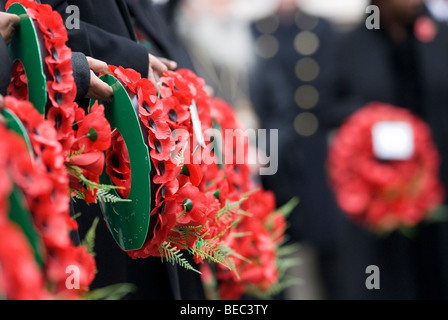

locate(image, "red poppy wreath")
[[1, 97, 96, 299], [0, 121, 48, 300], [104, 66, 297, 299], [5, 0, 113, 204], [107, 66, 243, 267], [327, 102, 445, 234], [2, 0, 298, 300]]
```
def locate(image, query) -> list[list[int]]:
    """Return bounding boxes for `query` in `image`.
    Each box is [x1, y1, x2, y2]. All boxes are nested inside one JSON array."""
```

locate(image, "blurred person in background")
[[319, 0, 448, 299], [167, 0, 260, 129], [426, 0, 448, 23], [248, 0, 344, 299]]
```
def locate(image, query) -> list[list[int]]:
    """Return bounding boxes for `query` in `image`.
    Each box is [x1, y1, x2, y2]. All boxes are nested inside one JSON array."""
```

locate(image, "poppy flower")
[[69, 151, 105, 178], [214, 220, 280, 299], [148, 136, 175, 162], [159, 70, 197, 105], [177, 69, 206, 91], [171, 184, 209, 226], [162, 96, 191, 126], [109, 65, 142, 93], [45, 244, 96, 294], [46, 58, 76, 94], [8, 60, 28, 101], [170, 127, 191, 160], [210, 97, 242, 131], [0, 171, 12, 222], [106, 130, 131, 199], [33, 211, 71, 249], [12, 158, 53, 199], [46, 105, 76, 151], [152, 158, 182, 185], [241, 189, 276, 221], [44, 39, 72, 70], [177, 163, 203, 187], [141, 108, 172, 142], [37, 7, 68, 43], [47, 82, 77, 111], [137, 83, 163, 117], [192, 193, 221, 247], [175, 69, 211, 126], [106, 130, 131, 176], [31, 121, 62, 154], [0, 223, 48, 300], [4, 96, 42, 130], [137, 77, 158, 102], [154, 179, 179, 207], [75, 102, 111, 152]]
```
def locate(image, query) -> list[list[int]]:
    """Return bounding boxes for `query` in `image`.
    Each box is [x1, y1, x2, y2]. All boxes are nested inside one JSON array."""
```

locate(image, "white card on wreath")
[[371, 121, 414, 160]]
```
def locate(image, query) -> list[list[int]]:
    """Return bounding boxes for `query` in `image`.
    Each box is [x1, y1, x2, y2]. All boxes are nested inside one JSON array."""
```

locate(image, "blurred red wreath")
[[1, 97, 96, 299], [0, 123, 48, 300], [327, 102, 445, 233]]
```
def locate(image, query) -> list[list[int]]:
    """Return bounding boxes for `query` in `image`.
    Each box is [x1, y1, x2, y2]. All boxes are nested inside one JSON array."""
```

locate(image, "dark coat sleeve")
[[0, 34, 11, 96], [42, 0, 150, 78], [71, 51, 90, 100], [125, 0, 195, 70]]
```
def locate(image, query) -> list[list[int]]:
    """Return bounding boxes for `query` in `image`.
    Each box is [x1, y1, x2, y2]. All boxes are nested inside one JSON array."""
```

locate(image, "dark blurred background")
[[153, 0, 448, 299]]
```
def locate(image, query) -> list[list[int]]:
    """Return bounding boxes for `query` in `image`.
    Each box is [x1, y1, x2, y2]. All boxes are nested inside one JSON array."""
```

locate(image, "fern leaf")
[[218, 243, 251, 264], [277, 243, 300, 257], [82, 217, 100, 257], [82, 283, 136, 300], [211, 218, 241, 241], [191, 238, 233, 271], [159, 241, 201, 274], [248, 276, 303, 299], [215, 198, 247, 219], [277, 257, 301, 277], [173, 224, 235, 271], [276, 197, 300, 218], [66, 165, 125, 192], [96, 189, 132, 203], [174, 141, 189, 167], [230, 231, 252, 238], [68, 145, 85, 159]]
